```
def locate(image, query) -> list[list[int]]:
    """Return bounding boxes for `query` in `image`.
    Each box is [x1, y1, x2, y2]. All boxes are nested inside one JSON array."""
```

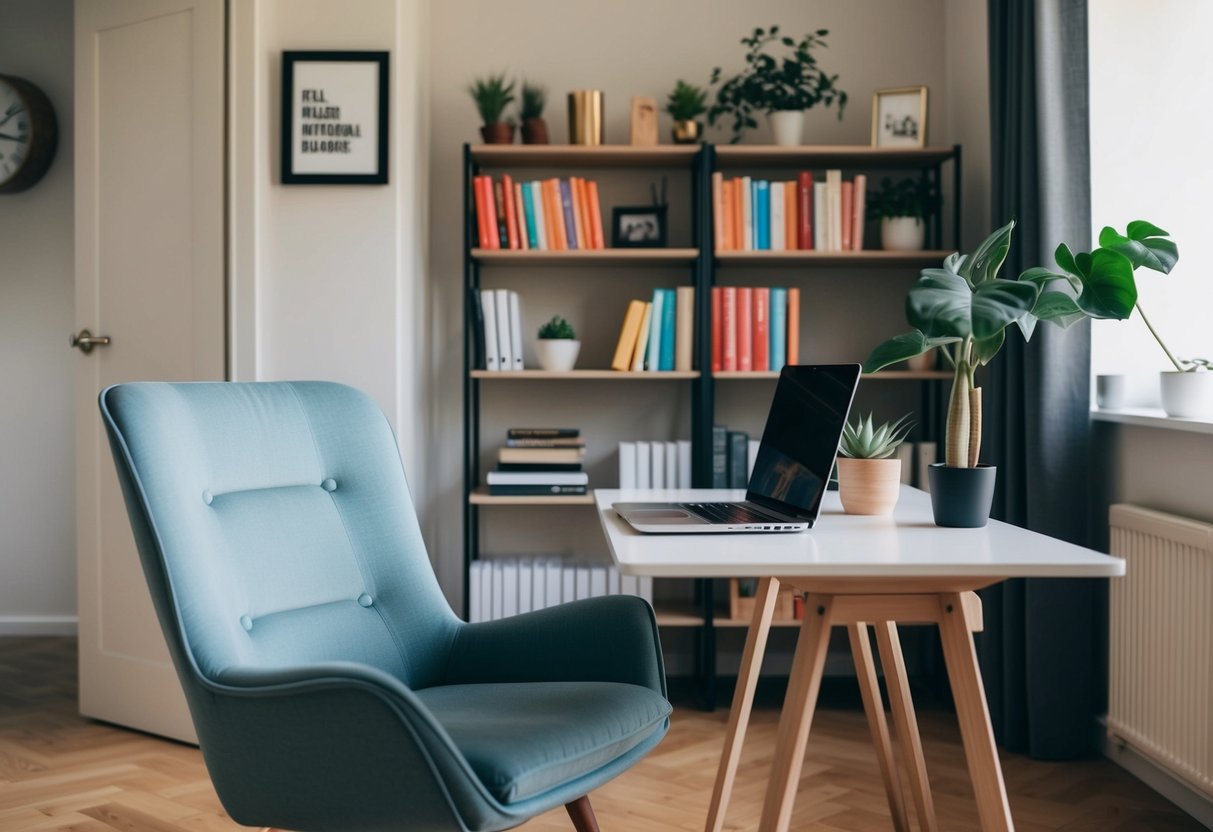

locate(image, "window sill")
[[1090, 407, 1213, 436]]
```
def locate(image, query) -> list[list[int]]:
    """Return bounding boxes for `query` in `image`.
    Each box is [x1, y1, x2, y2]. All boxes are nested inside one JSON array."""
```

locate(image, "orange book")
[[587, 180, 604, 249], [611, 300, 647, 371], [480, 176, 500, 250], [712, 172, 724, 252], [545, 179, 567, 250], [711, 286, 723, 372], [501, 174, 519, 250], [570, 177, 587, 251], [785, 180, 798, 250], [513, 182, 529, 251], [852, 173, 867, 250], [841, 181, 854, 252], [732, 179, 744, 253], [786, 287, 800, 365], [578, 178, 594, 248], [721, 178, 735, 251], [473, 175, 491, 249], [737, 287, 753, 371]]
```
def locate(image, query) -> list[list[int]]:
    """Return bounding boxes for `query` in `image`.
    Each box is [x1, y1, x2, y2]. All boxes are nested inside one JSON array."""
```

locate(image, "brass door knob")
[[70, 328, 111, 354]]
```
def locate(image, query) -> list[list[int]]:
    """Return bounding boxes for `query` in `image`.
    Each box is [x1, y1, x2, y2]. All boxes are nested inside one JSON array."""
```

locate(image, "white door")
[[75, 0, 225, 743]]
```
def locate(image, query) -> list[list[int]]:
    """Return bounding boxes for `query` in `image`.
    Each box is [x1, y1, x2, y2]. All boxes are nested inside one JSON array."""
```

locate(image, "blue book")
[[559, 179, 579, 249], [659, 288, 677, 371], [521, 183, 539, 249], [755, 180, 770, 250], [647, 288, 664, 371], [770, 287, 787, 372]]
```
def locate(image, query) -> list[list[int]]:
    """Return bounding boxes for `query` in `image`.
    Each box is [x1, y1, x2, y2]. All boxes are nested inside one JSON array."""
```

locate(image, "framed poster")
[[871, 86, 928, 148], [281, 51, 388, 184]]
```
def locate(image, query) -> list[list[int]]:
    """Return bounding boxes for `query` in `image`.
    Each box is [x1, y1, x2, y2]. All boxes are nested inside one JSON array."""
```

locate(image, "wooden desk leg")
[[757, 594, 834, 832], [705, 576, 780, 832], [875, 621, 939, 832], [937, 592, 1014, 831], [847, 623, 910, 832]]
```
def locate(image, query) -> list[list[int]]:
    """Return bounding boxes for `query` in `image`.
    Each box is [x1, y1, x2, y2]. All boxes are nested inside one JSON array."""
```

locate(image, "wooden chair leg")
[[875, 621, 939, 832], [848, 622, 910, 832], [566, 795, 601, 832]]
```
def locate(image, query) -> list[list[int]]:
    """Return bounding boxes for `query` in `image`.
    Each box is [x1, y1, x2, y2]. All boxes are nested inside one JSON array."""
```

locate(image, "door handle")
[[70, 328, 112, 354]]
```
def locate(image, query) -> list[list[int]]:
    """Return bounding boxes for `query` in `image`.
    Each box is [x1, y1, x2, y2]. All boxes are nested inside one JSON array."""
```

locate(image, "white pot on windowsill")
[[535, 339, 580, 372], [880, 216, 926, 251], [1159, 370, 1213, 419]]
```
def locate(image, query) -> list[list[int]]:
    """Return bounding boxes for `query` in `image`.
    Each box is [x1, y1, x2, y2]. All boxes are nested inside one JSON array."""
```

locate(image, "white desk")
[[595, 487, 1124, 832]]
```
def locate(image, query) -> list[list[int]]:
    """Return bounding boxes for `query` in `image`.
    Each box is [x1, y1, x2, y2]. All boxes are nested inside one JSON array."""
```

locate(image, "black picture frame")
[[611, 204, 668, 248], [281, 51, 389, 185]]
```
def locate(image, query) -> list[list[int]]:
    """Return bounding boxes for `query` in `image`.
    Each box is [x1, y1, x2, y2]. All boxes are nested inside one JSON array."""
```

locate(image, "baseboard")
[[0, 616, 78, 636], [1101, 729, 1213, 829]]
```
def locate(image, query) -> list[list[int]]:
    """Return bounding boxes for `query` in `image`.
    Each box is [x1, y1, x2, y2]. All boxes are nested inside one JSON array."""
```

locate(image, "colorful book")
[[658, 288, 677, 372], [521, 182, 539, 249], [798, 172, 813, 250], [570, 177, 587, 251], [514, 182, 529, 250], [587, 180, 604, 249], [733, 179, 744, 251], [722, 287, 738, 372], [480, 176, 499, 250], [770, 287, 787, 373], [493, 179, 509, 248], [675, 286, 694, 372], [545, 179, 566, 250], [741, 176, 753, 251], [612, 299, 647, 371], [754, 180, 770, 250], [630, 301, 653, 372], [785, 179, 798, 250], [473, 176, 491, 249], [721, 177, 735, 251], [737, 287, 753, 372], [711, 287, 723, 372], [647, 288, 665, 371], [840, 180, 854, 252], [826, 169, 842, 251], [502, 174, 519, 250], [752, 287, 770, 372], [786, 287, 800, 366], [852, 173, 867, 251], [559, 179, 579, 249]]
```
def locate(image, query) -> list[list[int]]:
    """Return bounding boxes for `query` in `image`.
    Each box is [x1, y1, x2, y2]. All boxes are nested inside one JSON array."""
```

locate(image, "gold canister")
[[568, 90, 605, 146]]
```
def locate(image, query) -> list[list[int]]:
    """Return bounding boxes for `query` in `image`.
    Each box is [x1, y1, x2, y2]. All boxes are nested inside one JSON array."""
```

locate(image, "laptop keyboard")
[[678, 502, 780, 524]]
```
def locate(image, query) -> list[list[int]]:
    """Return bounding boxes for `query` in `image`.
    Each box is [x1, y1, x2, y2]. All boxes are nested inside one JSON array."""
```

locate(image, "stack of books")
[[711, 426, 760, 488], [486, 428, 588, 496], [618, 440, 693, 489], [610, 287, 696, 372], [472, 174, 606, 251], [467, 557, 653, 623], [711, 171, 867, 253], [711, 286, 800, 372], [469, 288, 524, 371]]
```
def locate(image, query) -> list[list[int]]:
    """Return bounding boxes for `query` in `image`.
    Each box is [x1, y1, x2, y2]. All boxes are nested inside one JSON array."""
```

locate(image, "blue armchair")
[[100, 381, 670, 832]]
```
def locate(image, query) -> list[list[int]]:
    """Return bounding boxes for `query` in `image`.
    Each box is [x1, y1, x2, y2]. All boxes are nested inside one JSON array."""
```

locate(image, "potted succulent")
[[535, 315, 580, 371], [519, 81, 549, 145], [867, 177, 940, 251], [468, 74, 515, 144], [666, 80, 708, 144], [836, 413, 914, 515], [708, 25, 847, 146]]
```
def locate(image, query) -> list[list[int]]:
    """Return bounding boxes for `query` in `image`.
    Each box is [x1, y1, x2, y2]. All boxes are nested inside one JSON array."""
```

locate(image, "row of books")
[[610, 288, 696, 372], [618, 441, 693, 489], [468, 558, 654, 623], [487, 428, 587, 495], [712, 426, 761, 489], [711, 171, 867, 253], [470, 288, 524, 371], [472, 174, 606, 251], [711, 286, 800, 373]]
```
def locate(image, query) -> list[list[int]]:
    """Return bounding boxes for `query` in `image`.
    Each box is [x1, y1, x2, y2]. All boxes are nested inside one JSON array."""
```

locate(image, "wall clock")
[[0, 74, 58, 194]]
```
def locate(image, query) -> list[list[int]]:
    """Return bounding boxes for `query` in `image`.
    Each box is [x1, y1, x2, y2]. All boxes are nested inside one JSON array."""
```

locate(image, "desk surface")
[[595, 487, 1125, 579]]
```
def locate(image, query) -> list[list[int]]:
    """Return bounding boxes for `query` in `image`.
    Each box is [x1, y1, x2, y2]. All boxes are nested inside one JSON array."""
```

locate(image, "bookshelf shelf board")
[[652, 604, 707, 628], [468, 487, 595, 506], [714, 615, 803, 628], [470, 370, 700, 380], [470, 144, 699, 168], [714, 249, 953, 267], [474, 248, 699, 265], [714, 144, 957, 169], [713, 370, 953, 381]]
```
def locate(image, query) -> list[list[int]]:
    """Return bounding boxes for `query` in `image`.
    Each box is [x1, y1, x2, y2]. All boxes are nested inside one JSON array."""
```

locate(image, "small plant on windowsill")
[[468, 73, 515, 144], [866, 177, 940, 252], [666, 80, 708, 144], [836, 413, 914, 515], [535, 315, 580, 372]]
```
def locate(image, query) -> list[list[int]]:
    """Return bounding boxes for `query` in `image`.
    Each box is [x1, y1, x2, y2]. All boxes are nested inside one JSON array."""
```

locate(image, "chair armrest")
[[443, 595, 667, 696]]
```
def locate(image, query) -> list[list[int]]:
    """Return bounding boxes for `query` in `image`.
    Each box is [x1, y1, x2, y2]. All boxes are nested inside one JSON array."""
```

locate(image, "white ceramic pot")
[[880, 216, 925, 251], [535, 339, 580, 372], [768, 110, 805, 147], [1159, 371, 1213, 418], [1095, 374, 1127, 410]]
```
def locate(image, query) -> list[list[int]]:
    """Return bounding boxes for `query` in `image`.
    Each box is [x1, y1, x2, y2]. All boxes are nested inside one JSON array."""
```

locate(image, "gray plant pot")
[[927, 463, 997, 528]]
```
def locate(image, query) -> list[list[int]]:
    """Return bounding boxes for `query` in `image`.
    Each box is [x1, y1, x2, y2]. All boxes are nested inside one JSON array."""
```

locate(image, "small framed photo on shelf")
[[281, 51, 389, 184], [611, 205, 668, 248], [871, 86, 928, 148]]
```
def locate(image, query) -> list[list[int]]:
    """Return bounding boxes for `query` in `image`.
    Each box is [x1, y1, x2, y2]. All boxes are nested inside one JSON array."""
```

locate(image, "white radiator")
[[1108, 503, 1213, 800]]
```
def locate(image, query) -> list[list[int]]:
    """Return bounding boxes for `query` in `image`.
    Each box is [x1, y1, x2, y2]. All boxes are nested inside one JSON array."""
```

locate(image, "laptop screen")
[[745, 364, 861, 522]]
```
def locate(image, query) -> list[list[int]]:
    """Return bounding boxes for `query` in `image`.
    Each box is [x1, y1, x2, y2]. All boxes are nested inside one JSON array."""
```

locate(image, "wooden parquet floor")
[[0, 638, 1202, 831]]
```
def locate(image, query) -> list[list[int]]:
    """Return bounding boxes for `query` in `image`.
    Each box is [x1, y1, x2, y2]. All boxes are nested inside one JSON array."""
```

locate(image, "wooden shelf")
[[652, 604, 707, 628], [470, 370, 700, 380], [714, 615, 804, 628], [468, 487, 595, 506], [473, 248, 699, 265], [713, 370, 952, 381], [715, 250, 952, 267], [714, 144, 957, 169], [470, 144, 699, 168]]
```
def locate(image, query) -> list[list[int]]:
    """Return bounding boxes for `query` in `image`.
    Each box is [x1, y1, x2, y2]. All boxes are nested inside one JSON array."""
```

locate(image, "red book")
[[722, 287, 738, 372], [797, 172, 813, 250], [752, 287, 770, 371], [473, 176, 490, 249], [587, 180, 604, 249], [480, 176, 500, 250], [840, 181, 854, 252], [786, 287, 800, 365], [711, 287, 723, 372], [501, 174, 520, 250], [737, 287, 753, 371], [545, 180, 566, 250]]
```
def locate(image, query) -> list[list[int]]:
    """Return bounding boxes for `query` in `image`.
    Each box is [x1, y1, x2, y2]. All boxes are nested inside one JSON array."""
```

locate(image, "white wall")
[[0, 0, 77, 635]]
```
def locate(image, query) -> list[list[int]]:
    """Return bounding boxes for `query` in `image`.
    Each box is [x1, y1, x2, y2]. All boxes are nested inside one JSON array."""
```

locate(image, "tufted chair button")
[[240, 615, 253, 632], [202, 489, 213, 505], [322, 478, 337, 492], [357, 593, 373, 608]]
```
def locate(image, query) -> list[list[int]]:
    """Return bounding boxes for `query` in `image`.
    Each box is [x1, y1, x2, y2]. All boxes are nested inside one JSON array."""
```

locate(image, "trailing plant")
[[467, 74, 515, 125], [537, 315, 576, 340], [707, 25, 847, 143], [666, 80, 708, 121], [520, 81, 547, 120], [839, 413, 914, 459], [866, 177, 940, 221]]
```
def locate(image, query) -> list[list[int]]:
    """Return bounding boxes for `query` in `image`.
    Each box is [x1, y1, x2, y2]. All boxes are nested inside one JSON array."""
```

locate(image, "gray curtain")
[[981, 0, 1100, 759]]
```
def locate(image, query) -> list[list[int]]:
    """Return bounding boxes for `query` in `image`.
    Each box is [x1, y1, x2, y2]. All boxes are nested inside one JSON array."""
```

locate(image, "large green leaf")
[[1098, 222, 1178, 274], [1076, 248, 1137, 319], [863, 330, 959, 373], [907, 270, 1038, 340], [1054, 243, 1079, 276], [957, 220, 1015, 285], [972, 329, 1005, 365]]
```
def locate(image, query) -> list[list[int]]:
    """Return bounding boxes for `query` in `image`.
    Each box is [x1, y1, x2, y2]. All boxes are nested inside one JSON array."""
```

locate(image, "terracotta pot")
[[480, 123, 516, 144], [837, 457, 902, 515], [906, 348, 936, 372], [670, 119, 702, 144], [521, 117, 549, 144]]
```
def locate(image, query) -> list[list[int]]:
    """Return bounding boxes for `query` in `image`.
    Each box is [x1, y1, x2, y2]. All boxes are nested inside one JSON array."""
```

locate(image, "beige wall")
[[0, 0, 76, 634]]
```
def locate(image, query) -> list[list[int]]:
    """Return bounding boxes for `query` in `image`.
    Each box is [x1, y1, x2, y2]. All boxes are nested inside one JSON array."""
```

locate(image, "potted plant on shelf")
[[836, 413, 914, 515], [665, 80, 708, 144], [468, 74, 515, 144], [519, 81, 549, 145], [867, 177, 939, 251], [708, 25, 847, 146], [535, 315, 580, 372]]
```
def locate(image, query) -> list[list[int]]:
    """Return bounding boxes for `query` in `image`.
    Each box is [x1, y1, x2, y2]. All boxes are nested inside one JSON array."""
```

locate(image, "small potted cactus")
[[836, 413, 913, 515], [665, 80, 707, 144], [535, 315, 580, 371], [519, 81, 549, 144], [468, 73, 515, 144]]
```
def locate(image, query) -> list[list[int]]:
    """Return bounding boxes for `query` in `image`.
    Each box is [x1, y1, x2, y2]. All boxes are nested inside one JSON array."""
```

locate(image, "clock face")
[[0, 79, 31, 184], [0, 74, 57, 194]]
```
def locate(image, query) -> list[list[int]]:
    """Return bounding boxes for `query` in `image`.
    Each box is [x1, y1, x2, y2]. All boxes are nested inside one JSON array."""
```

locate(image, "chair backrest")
[[100, 381, 459, 692]]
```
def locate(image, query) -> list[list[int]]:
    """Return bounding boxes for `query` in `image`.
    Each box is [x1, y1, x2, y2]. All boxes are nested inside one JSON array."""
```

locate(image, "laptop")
[[614, 363, 861, 533]]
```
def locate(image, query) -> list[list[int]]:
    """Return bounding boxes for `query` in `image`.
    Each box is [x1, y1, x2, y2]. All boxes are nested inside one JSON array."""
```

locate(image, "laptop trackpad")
[[628, 509, 703, 523]]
